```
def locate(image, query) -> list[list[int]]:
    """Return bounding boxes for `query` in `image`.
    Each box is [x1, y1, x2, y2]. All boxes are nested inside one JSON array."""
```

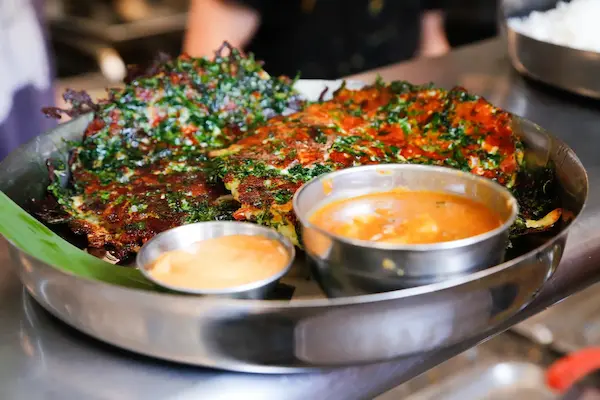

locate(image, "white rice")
[[508, 0, 600, 53]]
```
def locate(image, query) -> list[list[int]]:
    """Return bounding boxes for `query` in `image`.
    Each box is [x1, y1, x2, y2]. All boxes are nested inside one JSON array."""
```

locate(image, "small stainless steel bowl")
[[136, 221, 295, 299], [293, 164, 519, 297]]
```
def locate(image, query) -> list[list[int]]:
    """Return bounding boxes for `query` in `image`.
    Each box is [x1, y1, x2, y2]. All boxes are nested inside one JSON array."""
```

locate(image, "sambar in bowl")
[[293, 164, 518, 297]]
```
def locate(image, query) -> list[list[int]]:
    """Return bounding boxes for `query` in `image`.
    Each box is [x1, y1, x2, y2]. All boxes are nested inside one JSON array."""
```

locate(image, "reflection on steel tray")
[[0, 78, 588, 373], [513, 281, 600, 354], [378, 331, 559, 399], [404, 362, 556, 400]]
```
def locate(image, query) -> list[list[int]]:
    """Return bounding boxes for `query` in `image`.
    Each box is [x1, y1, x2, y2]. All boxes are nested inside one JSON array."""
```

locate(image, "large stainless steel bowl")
[[0, 80, 588, 372], [501, 0, 600, 99], [294, 164, 518, 296]]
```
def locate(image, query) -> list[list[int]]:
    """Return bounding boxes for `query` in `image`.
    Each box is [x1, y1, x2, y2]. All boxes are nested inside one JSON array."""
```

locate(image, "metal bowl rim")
[[292, 163, 519, 252], [135, 221, 296, 295]]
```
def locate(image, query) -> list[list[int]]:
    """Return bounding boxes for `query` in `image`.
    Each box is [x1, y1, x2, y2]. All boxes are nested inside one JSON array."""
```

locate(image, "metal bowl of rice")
[[501, 0, 600, 99]]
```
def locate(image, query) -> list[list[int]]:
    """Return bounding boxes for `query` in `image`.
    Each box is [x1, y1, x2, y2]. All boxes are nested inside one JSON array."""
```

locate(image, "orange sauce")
[[309, 190, 502, 245], [147, 235, 290, 290]]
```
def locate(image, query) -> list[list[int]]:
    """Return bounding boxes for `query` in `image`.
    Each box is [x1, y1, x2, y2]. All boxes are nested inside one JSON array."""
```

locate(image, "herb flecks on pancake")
[[211, 80, 556, 246], [41, 45, 561, 259], [43, 44, 302, 259]]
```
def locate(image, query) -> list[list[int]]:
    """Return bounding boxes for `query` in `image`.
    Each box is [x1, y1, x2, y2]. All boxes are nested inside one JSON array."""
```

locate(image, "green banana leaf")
[[0, 191, 157, 291]]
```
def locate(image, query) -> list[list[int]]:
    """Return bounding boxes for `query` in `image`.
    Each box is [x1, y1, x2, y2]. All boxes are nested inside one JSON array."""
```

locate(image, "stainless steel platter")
[[501, 0, 600, 99], [0, 79, 588, 373]]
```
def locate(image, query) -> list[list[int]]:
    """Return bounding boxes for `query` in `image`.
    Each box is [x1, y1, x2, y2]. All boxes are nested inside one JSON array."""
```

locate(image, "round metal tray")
[[501, 0, 600, 99], [0, 79, 588, 373]]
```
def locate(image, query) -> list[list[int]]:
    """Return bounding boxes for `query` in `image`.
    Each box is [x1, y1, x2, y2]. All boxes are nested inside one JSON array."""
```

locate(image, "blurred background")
[[47, 0, 499, 81], [46, 0, 189, 81]]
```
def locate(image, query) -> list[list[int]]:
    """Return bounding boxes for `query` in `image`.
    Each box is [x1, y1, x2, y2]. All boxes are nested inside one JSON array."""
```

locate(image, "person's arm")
[[419, 1, 451, 58], [184, 0, 260, 58]]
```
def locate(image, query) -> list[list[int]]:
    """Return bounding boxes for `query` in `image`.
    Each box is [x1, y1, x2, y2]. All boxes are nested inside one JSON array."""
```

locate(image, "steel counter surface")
[[1, 38, 600, 400]]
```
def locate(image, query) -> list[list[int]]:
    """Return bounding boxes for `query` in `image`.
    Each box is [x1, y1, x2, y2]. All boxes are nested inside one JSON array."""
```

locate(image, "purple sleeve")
[[0, 0, 56, 161]]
